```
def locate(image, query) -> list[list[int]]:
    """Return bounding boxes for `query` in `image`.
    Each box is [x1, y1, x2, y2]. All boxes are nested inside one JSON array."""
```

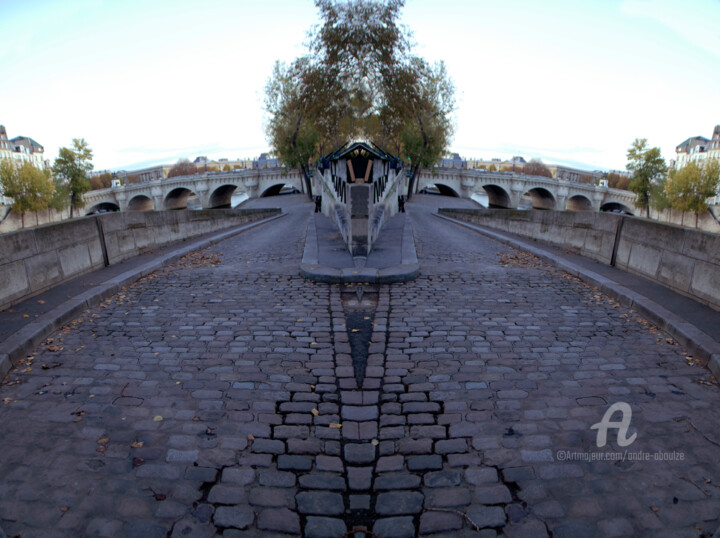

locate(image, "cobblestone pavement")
[[1, 194, 719, 537]]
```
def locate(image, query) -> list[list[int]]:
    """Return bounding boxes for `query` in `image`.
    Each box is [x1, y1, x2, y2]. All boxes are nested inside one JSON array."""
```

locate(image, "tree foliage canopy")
[[626, 138, 666, 216], [0, 159, 56, 215], [265, 0, 455, 189], [53, 138, 93, 214], [665, 159, 720, 215], [523, 159, 552, 178], [167, 159, 198, 178]]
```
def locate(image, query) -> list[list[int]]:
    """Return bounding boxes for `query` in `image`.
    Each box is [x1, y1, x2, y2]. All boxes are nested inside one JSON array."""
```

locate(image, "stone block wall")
[[439, 208, 720, 311], [0, 208, 279, 310]]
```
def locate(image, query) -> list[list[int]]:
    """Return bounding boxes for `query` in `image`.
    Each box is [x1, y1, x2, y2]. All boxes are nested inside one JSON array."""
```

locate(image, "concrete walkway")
[[299, 211, 419, 283], [0, 193, 719, 537]]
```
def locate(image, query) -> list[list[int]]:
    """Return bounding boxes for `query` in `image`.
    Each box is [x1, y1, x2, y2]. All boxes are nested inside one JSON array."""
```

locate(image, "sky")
[[1, 0, 719, 172]]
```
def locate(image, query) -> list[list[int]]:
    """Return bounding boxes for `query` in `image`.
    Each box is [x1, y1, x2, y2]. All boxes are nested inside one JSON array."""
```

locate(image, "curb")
[[0, 212, 286, 377], [300, 211, 420, 284], [435, 212, 720, 379]]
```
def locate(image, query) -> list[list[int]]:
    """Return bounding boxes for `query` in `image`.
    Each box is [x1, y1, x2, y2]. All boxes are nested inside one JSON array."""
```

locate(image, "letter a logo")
[[591, 402, 637, 447]]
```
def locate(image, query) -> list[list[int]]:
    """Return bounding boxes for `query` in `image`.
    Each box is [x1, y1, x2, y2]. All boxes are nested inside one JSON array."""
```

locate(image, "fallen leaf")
[[97, 437, 109, 444], [97, 446, 106, 453], [329, 423, 342, 429], [23, 314, 29, 318], [37, 300, 45, 304], [2, 398, 12, 405], [351, 329, 359, 333], [248, 434, 255, 441], [133, 457, 145, 467], [371, 439, 379, 446], [311, 408, 319, 416], [650, 507, 659, 513], [153, 415, 163, 422], [131, 441, 144, 448]]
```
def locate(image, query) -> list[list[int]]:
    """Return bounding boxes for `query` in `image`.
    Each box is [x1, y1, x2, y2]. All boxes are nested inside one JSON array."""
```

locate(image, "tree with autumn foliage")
[[665, 159, 720, 216], [167, 159, 198, 178], [264, 0, 455, 198], [523, 159, 552, 178]]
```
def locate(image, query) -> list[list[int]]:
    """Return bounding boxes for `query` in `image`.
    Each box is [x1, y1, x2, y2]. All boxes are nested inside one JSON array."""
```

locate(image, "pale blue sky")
[[1, 0, 719, 172]]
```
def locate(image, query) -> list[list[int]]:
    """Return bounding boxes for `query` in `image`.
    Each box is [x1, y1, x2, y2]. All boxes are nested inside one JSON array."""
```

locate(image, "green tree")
[[0, 159, 56, 226], [665, 160, 720, 217], [626, 138, 666, 218], [264, 0, 455, 198], [53, 138, 94, 217]]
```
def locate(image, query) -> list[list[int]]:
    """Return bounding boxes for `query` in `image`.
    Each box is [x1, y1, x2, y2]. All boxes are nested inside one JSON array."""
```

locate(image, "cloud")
[[621, 0, 720, 60]]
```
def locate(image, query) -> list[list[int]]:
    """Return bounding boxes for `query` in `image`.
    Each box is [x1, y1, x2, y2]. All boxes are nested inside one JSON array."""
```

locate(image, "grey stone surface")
[[1, 194, 719, 537]]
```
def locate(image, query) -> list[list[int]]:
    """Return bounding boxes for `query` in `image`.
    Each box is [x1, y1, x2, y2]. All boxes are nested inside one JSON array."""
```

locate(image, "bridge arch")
[[165, 187, 199, 210], [86, 201, 120, 215], [260, 183, 287, 197], [480, 184, 512, 208], [523, 187, 556, 210], [127, 194, 155, 211], [566, 194, 593, 211], [601, 202, 634, 215], [209, 184, 240, 208]]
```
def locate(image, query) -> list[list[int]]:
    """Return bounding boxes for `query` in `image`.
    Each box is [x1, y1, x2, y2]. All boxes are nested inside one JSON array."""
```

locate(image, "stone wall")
[[439, 208, 720, 311], [0, 208, 279, 311], [0, 205, 72, 234]]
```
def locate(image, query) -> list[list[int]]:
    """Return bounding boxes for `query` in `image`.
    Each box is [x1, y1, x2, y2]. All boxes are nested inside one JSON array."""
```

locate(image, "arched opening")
[[85, 202, 120, 215], [127, 195, 154, 211], [600, 202, 634, 215], [260, 183, 286, 197], [420, 183, 460, 197], [480, 184, 511, 208], [209, 184, 239, 208], [566, 195, 593, 211], [522, 187, 556, 210], [164, 187, 199, 210]]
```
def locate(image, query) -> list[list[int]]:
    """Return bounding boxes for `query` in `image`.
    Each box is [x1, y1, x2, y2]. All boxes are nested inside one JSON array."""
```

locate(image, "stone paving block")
[[257, 507, 301, 534], [276, 455, 313, 471], [298, 473, 346, 490], [375, 491, 424, 515], [373, 516, 416, 538], [213, 506, 253, 530], [305, 516, 347, 538], [296, 491, 345, 515], [347, 466, 373, 490], [344, 443, 376, 464], [419, 510, 464, 534], [407, 455, 443, 471], [375, 473, 421, 490]]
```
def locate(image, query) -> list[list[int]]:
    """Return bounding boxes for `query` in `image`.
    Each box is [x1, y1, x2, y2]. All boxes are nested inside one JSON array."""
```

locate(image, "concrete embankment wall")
[[439, 208, 720, 311], [0, 208, 279, 311]]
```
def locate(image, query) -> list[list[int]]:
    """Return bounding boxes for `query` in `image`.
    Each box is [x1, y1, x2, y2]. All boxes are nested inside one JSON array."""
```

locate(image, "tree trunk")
[[301, 165, 313, 201]]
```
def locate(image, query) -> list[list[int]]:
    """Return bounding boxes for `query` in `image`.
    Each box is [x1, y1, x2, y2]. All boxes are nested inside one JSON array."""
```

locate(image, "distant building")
[[439, 153, 466, 168], [253, 153, 281, 169], [0, 125, 49, 169]]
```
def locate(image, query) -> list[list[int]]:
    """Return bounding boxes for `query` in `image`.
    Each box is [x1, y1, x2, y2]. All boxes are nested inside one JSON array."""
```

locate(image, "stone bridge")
[[417, 168, 637, 212], [84, 168, 305, 212]]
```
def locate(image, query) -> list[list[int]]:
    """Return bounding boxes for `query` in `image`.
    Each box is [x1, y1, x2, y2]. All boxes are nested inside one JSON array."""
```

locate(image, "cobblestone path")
[[1, 194, 719, 537]]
